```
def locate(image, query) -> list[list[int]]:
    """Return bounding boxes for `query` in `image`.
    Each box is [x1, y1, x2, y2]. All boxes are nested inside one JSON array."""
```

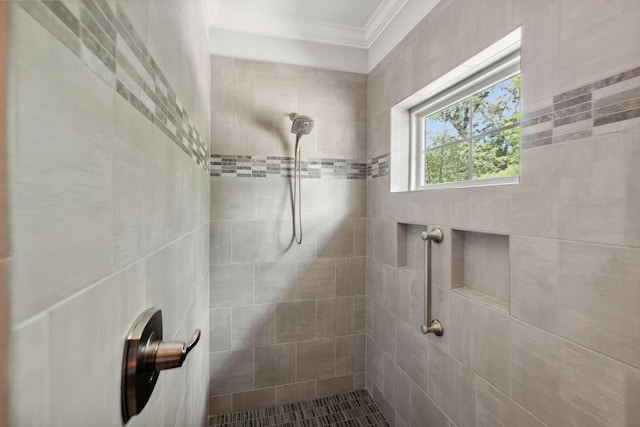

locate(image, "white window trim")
[[389, 28, 522, 193], [409, 51, 521, 190]]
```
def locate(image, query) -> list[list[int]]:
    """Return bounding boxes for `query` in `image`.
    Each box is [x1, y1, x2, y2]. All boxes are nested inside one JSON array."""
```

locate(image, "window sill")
[[414, 175, 519, 191]]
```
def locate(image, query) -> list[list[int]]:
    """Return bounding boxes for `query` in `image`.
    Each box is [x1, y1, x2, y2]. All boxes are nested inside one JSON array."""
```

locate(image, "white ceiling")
[[207, 0, 440, 73]]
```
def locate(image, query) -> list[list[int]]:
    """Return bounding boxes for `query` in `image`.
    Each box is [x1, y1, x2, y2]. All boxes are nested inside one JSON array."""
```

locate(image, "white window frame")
[[408, 51, 521, 191]]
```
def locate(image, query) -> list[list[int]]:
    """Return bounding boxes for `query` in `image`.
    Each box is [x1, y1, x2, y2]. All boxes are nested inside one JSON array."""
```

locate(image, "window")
[[410, 52, 521, 189]]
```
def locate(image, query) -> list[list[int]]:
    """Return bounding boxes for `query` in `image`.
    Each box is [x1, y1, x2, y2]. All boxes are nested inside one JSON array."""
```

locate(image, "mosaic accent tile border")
[[209, 154, 391, 180], [522, 65, 640, 149], [210, 154, 368, 179], [18, 0, 208, 171], [208, 390, 389, 427], [368, 154, 389, 179]]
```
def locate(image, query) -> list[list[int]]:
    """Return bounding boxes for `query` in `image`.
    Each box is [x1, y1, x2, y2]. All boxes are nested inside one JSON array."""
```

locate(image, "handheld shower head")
[[289, 113, 314, 245], [289, 113, 315, 137]]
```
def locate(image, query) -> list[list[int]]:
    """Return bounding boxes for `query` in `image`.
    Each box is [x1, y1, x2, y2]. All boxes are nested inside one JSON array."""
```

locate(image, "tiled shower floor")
[[208, 390, 390, 427]]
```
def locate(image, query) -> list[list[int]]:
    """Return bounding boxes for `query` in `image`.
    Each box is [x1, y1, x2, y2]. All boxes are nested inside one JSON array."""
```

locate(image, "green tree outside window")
[[424, 75, 521, 184]]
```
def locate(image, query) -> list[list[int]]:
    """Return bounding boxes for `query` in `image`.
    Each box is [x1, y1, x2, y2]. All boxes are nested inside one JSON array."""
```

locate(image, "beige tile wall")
[[366, 0, 640, 426], [0, 3, 6, 425], [208, 58, 368, 414], [6, 1, 211, 425]]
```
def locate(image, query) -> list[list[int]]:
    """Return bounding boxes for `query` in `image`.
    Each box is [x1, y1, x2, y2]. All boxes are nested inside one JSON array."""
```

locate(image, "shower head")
[[289, 113, 315, 136]]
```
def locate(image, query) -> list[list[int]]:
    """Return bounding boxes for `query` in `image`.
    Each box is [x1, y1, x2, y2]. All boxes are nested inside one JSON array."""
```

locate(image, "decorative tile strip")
[[208, 389, 388, 427], [210, 154, 368, 179], [521, 65, 640, 149], [368, 153, 389, 179], [17, 0, 208, 171]]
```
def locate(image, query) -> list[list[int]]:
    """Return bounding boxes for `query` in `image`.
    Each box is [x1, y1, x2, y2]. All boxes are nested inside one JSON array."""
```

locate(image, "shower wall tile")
[[49, 264, 144, 426], [231, 221, 276, 263], [113, 97, 167, 269], [512, 0, 555, 25], [209, 349, 254, 396], [254, 72, 297, 115], [373, 385, 396, 427], [354, 372, 366, 390], [211, 57, 366, 160], [511, 235, 640, 371], [295, 258, 336, 300], [476, 377, 546, 427], [410, 381, 449, 427], [368, 219, 398, 267], [8, 0, 210, 425], [317, 218, 355, 258], [254, 261, 297, 304], [232, 388, 276, 412], [116, 0, 149, 45], [210, 177, 254, 220], [275, 381, 318, 405], [296, 338, 336, 381], [373, 302, 397, 357], [558, 0, 640, 93], [511, 320, 640, 427], [353, 296, 366, 334], [275, 300, 317, 343], [9, 5, 115, 325], [366, 258, 385, 306], [145, 242, 179, 334], [210, 221, 232, 265], [317, 297, 354, 338], [254, 177, 290, 220], [209, 59, 367, 411], [316, 375, 355, 398], [210, 308, 231, 352], [335, 334, 366, 375], [336, 179, 367, 218], [428, 345, 477, 427], [367, 336, 385, 390], [391, 364, 412, 426], [303, 180, 338, 221], [336, 257, 366, 297], [15, 0, 208, 169], [354, 218, 367, 256], [166, 139, 206, 242], [450, 293, 512, 396], [382, 353, 396, 403], [8, 313, 50, 427], [395, 322, 429, 394], [208, 394, 232, 417], [365, 1, 640, 427], [254, 343, 297, 388], [275, 220, 318, 261], [519, 2, 560, 107], [626, 127, 640, 248], [385, 268, 413, 327], [210, 264, 253, 307], [317, 119, 367, 160], [231, 304, 276, 350]]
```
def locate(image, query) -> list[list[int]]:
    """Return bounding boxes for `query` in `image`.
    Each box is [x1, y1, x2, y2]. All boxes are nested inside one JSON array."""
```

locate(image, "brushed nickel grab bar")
[[421, 228, 444, 336]]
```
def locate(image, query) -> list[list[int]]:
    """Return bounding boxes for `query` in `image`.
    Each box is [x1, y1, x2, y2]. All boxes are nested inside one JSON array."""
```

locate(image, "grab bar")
[[421, 228, 444, 336]]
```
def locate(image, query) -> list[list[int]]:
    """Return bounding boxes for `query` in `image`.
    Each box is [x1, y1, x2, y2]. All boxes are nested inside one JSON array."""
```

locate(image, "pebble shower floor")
[[208, 390, 390, 427]]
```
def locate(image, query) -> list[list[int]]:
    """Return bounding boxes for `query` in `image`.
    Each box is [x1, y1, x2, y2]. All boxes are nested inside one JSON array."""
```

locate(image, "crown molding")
[[208, 0, 408, 49], [208, 0, 440, 72], [364, 0, 407, 48], [280, 20, 367, 49]]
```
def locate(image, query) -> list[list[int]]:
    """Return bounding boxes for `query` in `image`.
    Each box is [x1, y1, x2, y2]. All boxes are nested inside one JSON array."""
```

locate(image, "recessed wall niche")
[[451, 230, 510, 313], [397, 223, 427, 278]]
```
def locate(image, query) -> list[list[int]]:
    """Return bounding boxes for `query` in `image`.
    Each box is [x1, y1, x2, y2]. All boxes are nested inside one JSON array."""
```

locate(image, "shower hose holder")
[[121, 308, 201, 423]]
